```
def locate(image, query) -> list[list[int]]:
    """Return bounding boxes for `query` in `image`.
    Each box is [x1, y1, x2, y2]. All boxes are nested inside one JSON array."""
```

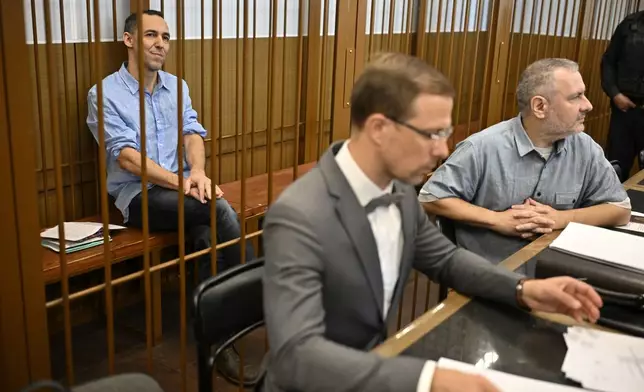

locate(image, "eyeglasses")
[[388, 117, 453, 141]]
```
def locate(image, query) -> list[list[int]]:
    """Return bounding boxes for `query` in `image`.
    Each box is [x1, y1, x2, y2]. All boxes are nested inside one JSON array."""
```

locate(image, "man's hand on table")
[[521, 277, 603, 323], [430, 368, 500, 392], [512, 198, 568, 232], [492, 205, 555, 239], [184, 169, 224, 203]]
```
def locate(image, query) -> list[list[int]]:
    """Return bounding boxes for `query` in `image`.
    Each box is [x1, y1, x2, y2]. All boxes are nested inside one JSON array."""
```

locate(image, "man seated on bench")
[[420, 58, 630, 274], [87, 9, 257, 383]]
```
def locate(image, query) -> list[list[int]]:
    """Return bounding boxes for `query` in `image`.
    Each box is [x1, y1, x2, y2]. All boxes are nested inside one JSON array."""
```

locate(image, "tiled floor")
[[49, 272, 441, 391]]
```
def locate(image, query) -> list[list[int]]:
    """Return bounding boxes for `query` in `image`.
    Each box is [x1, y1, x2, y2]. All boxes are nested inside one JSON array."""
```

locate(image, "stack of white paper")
[[561, 326, 644, 392], [549, 222, 644, 274], [437, 357, 587, 391], [40, 222, 125, 254]]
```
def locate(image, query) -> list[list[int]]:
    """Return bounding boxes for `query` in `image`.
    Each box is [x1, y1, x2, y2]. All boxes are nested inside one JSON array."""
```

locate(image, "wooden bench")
[[219, 162, 317, 218]]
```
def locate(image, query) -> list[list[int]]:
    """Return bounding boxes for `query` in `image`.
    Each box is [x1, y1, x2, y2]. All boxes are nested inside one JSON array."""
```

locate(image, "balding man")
[[420, 58, 631, 270]]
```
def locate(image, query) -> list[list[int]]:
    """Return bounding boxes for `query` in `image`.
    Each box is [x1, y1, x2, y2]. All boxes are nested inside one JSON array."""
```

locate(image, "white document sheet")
[[437, 358, 588, 391], [561, 327, 644, 392], [40, 222, 126, 242], [549, 222, 644, 273]]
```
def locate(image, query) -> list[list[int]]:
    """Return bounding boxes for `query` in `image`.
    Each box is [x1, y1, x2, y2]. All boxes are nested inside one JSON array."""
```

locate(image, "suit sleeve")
[[263, 201, 426, 392], [601, 20, 626, 99], [411, 201, 523, 307]]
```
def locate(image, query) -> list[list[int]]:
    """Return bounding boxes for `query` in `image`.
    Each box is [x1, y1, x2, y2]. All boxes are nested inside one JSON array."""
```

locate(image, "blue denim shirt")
[[87, 62, 206, 222]]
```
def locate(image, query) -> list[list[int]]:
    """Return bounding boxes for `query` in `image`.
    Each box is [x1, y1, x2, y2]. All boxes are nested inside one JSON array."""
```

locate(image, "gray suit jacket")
[[261, 141, 524, 392]]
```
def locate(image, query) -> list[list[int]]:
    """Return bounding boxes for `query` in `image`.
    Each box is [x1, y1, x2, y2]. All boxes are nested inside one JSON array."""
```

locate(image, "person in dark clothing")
[[601, 10, 644, 182]]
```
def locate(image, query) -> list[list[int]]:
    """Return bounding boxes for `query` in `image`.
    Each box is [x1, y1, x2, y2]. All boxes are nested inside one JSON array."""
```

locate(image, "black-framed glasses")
[[388, 117, 453, 140]]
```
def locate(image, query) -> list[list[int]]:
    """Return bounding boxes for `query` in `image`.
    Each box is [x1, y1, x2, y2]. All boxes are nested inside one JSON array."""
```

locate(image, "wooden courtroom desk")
[[373, 170, 644, 387]]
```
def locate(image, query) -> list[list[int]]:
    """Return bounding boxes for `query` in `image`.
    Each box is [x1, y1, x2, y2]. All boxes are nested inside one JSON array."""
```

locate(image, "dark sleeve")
[[601, 19, 627, 99], [411, 200, 523, 308]]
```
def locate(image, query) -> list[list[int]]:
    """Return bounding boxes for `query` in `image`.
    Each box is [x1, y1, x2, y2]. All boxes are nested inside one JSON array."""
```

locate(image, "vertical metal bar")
[[410, 272, 419, 322], [453, 0, 472, 128], [444, 0, 458, 82], [210, 0, 219, 276], [524, 0, 539, 68], [30, 0, 48, 224], [510, 0, 529, 115], [235, 0, 241, 180], [59, 0, 76, 220], [42, 0, 74, 383], [415, 0, 429, 59], [566, 0, 580, 60], [251, 0, 257, 175], [218, 0, 223, 183], [557, 0, 571, 57], [387, 0, 395, 51], [292, 0, 305, 178], [201, 0, 205, 120], [548, 0, 563, 56], [500, 0, 518, 122], [135, 0, 154, 374], [433, 0, 444, 68], [176, 0, 187, 389], [466, 0, 485, 135], [112, 0, 118, 41], [380, 0, 387, 51], [73, 46, 87, 217], [368, 0, 376, 56], [534, 0, 548, 59], [318, 0, 330, 159], [404, 0, 413, 53], [91, 0, 115, 375], [280, 0, 289, 168], [86, 0, 94, 84], [477, 0, 496, 126], [424, 275, 432, 311], [267, 0, 276, 199]]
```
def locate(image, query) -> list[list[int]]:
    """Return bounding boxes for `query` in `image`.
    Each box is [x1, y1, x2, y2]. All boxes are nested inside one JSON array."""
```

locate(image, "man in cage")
[[86, 9, 256, 383], [601, 9, 644, 182]]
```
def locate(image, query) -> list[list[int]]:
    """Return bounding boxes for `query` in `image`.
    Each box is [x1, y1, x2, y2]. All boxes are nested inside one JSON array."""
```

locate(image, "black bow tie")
[[364, 192, 404, 214]]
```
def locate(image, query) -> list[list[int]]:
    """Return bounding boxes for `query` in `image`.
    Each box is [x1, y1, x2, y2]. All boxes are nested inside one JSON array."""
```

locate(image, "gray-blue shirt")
[[419, 115, 629, 267]]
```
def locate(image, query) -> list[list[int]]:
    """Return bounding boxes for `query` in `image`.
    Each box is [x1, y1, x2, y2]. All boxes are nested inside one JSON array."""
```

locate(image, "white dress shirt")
[[335, 141, 436, 392]]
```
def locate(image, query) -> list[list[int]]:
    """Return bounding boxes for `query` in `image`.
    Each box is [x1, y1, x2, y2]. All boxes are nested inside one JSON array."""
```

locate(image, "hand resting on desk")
[[521, 277, 603, 323]]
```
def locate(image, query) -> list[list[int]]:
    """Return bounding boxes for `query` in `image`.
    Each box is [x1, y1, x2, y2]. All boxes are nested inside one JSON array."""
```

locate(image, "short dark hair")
[[124, 9, 165, 34], [350, 52, 455, 128]]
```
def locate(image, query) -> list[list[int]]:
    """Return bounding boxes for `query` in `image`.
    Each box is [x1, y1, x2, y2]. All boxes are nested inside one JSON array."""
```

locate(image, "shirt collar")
[[512, 114, 568, 158], [335, 140, 393, 207], [118, 62, 168, 95]]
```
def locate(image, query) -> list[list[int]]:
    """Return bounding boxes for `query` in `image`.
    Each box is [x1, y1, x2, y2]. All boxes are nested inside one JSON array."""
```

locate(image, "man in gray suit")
[[261, 53, 603, 392]]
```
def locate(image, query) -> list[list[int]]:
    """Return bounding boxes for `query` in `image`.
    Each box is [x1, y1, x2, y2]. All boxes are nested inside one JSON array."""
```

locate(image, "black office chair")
[[610, 160, 623, 182], [434, 216, 456, 302], [639, 149, 644, 170], [193, 258, 265, 392]]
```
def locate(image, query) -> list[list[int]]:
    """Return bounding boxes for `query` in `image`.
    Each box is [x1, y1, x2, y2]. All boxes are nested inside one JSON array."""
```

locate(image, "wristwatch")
[[516, 278, 531, 311]]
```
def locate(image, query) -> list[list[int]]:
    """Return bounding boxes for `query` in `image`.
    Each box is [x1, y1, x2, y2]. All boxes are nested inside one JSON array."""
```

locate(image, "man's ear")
[[530, 95, 549, 119], [123, 32, 134, 48], [364, 114, 388, 146]]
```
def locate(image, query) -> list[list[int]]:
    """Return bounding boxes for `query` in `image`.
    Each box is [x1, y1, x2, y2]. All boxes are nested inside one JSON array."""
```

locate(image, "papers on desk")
[[562, 326, 644, 392], [436, 358, 586, 391], [549, 222, 644, 274], [40, 222, 125, 253]]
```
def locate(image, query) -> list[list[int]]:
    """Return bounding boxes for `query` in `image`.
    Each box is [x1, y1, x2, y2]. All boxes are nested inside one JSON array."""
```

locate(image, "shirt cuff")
[[417, 360, 437, 392], [608, 197, 632, 210]]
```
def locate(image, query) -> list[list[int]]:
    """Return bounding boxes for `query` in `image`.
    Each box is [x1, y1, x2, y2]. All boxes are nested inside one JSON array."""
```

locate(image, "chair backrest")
[[436, 216, 457, 245], [610, 160, 623, 182], [639, 150, 644, 170], [192, 258, 265, 392]]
